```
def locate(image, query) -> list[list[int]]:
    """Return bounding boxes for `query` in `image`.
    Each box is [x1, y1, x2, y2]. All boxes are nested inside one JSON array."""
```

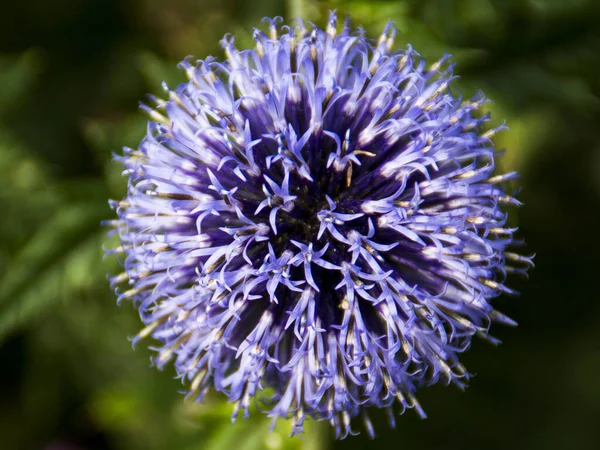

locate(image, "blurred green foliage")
[[0, 0, 599, 449]]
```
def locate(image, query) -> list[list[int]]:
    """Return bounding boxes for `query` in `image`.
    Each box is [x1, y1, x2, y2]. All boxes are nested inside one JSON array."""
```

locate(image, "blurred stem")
[[287, 0, 327, 22], [288, 0, 305, 19]]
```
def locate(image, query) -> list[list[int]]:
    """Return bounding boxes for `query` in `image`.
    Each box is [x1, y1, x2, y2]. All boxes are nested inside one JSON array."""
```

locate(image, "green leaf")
[[0, 199, 110, 342], [0, 50, 42, 117], [0, 126, 50, 192], [82, 116, 147, 160], [137, 51, 184, 91], [0, 127, 60, 255], [81, 115, 146, 197], [178, 396, 328, 450]]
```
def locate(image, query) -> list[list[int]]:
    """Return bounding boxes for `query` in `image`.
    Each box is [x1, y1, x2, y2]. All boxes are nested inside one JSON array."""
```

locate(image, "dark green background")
[[1, 1, 599, 449]]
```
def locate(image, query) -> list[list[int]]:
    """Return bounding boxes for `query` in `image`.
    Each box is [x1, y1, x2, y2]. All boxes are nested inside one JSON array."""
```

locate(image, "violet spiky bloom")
[[109, 13, 533, 439]]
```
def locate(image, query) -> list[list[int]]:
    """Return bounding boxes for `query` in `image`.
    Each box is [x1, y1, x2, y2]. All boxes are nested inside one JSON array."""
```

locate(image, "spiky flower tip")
[[108, 12, 533, 439]]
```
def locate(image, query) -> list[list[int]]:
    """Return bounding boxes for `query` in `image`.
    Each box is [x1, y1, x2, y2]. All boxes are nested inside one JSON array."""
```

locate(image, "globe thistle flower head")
[[109, 12, 533, 439]]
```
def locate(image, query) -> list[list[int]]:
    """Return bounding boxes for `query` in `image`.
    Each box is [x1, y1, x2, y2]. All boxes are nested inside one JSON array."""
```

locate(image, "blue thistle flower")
[[108, 12, 533, 439]]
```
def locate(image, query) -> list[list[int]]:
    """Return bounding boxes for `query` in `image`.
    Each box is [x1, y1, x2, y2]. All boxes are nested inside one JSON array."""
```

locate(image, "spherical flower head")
[[108, 12, 533, 439]]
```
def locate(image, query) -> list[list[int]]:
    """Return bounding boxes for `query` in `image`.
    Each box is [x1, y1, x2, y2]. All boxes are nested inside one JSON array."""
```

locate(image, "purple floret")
[[108, 12, 532, 439]]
